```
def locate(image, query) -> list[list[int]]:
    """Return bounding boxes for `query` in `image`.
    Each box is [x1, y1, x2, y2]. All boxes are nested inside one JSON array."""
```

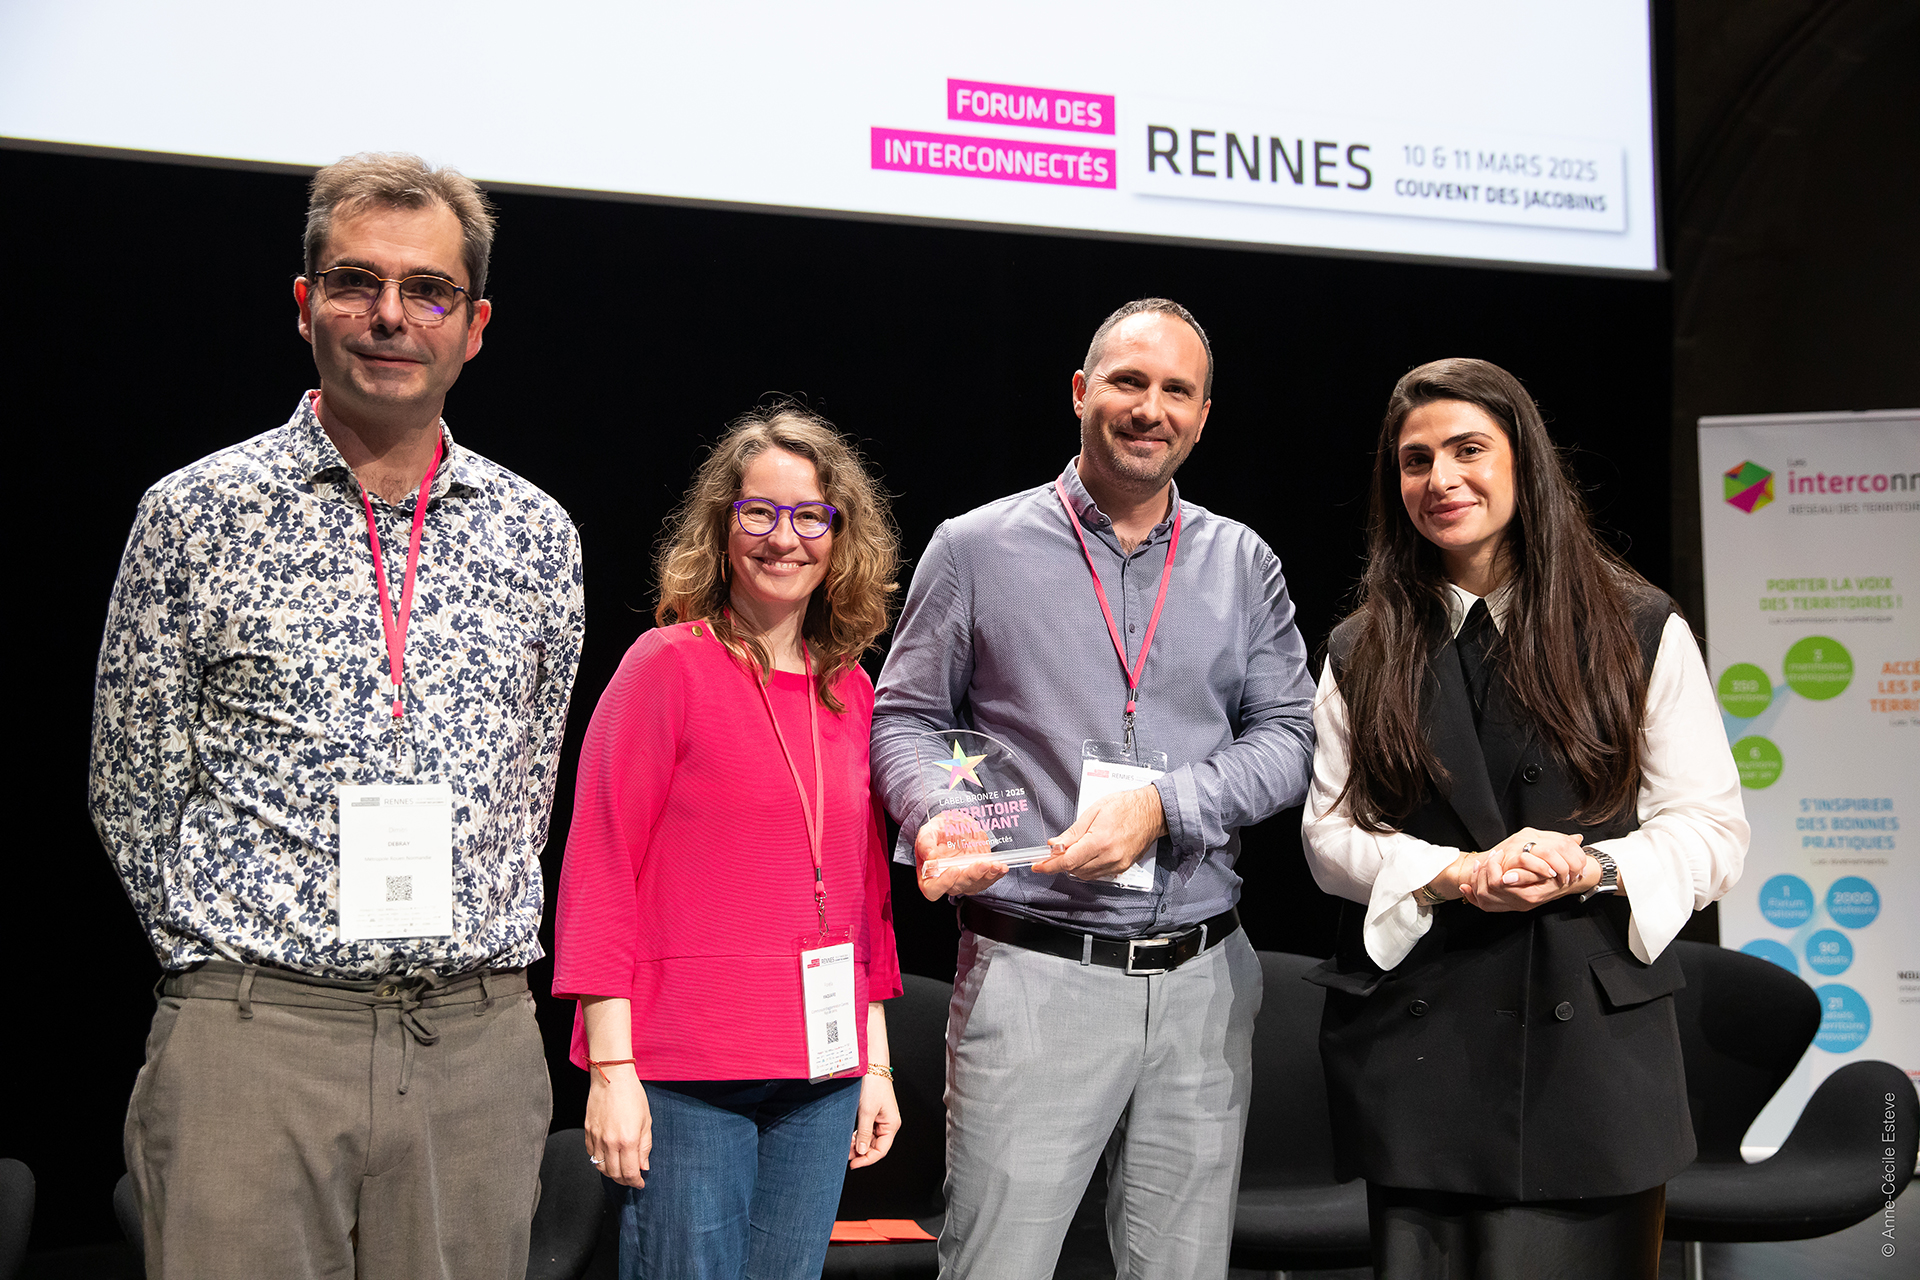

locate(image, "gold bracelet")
[[866, 1063, 895, 1079], [1415, 883, 1446, 906]]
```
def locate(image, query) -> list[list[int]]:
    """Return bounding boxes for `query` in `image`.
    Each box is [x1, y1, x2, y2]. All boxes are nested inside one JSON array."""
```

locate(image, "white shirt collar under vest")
[[1445, 580, 1514, 638]]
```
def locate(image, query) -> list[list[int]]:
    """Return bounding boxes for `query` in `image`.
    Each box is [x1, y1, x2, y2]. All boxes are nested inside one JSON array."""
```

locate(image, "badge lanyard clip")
[[1053, 478, 1182, 757], [360, 433, 445, 725]]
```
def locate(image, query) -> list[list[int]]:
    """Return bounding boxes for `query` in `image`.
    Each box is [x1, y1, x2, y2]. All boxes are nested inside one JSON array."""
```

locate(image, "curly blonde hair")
[[655, 403, 899, 712]]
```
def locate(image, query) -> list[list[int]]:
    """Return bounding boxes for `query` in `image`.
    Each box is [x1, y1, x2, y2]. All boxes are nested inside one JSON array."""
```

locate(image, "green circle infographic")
[[1732, 736, 1783, 788], [1716, 664, 1773, 718], [1782, 636, 1852, 699]]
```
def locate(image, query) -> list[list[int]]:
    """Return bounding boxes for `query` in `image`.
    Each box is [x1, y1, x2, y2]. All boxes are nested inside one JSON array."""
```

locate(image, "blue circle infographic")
[[1804, 929, 1853, 976], [1740, 938, 1798, 974], [1825, 877, 1881, 928], [1812, 984, 1871, 1053], [1758, 875, 1815, 928]]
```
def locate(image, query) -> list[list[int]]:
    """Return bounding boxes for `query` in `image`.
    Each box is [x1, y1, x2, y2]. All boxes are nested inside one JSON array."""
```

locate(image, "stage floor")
[[20, 1186, 1907, 1279]]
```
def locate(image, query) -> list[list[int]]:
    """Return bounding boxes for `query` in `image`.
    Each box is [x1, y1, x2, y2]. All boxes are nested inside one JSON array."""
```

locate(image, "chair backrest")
[[0, 1158, 33, 1280], [1670, 940, 1820, 1162], [113, 1172, 142, 1259], [1240, 952, 1341, 1189], [526, 1128, 607, 1280], [834, 972, 953, 1221]]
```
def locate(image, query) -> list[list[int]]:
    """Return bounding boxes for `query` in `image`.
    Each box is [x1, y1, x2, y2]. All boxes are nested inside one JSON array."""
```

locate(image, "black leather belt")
[[959, 899, 1240, 976]]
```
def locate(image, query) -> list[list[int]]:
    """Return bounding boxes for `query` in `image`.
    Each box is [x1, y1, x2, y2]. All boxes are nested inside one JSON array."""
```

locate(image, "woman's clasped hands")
[[1431, 828, 1605, 913]]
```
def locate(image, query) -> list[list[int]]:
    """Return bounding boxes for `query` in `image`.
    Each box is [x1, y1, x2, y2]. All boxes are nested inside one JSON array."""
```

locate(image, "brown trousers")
[[124, 961, 551, 1280]]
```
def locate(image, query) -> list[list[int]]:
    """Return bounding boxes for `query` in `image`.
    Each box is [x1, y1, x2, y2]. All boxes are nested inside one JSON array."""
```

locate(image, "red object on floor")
[[829, 1219, 937, 1243], [868, 1219, 937, 1241], [829, 1221, 888, 1243]]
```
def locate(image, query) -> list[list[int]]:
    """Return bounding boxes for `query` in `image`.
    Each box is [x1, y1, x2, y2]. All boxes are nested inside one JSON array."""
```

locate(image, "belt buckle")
[[1125, 936, 1174, 976]]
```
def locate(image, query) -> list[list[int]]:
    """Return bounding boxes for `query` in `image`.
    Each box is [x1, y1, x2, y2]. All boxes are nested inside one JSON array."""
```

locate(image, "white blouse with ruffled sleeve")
[[1301, 584, 1748, 970]]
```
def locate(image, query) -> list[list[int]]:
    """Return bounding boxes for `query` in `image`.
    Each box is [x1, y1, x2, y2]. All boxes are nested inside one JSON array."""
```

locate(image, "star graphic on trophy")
[[937, 740, 989, 788]]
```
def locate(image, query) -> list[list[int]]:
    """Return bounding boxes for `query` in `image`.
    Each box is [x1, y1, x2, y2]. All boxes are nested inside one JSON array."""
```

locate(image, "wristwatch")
[[1588, 851, 1620, 895]]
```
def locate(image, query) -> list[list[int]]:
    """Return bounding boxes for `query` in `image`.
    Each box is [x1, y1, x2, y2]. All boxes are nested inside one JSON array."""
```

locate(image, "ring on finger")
[[1521, 841, 1536, 854]]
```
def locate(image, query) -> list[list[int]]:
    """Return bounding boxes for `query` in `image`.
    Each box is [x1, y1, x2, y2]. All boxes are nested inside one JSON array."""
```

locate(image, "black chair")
[[1229, 951, 1371, 1275], [0, 1158, 33, 1280], [822, 972, 953, 1279], [110, 1132, 606, 1280], [529, 1127, 608, 1280], [112, 1172, 140, 1258], [1664, 940, 1919, 1270]]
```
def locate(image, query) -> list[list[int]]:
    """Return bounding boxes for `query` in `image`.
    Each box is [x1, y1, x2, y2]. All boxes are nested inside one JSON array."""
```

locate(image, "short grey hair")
[[303, 152, 497, 305], [1082, 297, 1214, 399]]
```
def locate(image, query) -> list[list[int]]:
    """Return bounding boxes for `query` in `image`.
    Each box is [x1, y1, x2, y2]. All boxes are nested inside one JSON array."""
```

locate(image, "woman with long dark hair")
[[553, 403, 903, 1280], [1302, 358, 1747, 1278]]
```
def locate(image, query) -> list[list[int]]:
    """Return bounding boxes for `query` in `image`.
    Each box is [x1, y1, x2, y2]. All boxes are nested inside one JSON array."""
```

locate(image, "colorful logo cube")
[[1723, 460, 1774, 513]]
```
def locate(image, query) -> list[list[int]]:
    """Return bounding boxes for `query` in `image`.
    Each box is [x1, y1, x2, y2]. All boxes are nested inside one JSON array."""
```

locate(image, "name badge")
[[799, 931, 859, 1080], [337, 783, 453, 941], [1077, 740, 1169, 893]]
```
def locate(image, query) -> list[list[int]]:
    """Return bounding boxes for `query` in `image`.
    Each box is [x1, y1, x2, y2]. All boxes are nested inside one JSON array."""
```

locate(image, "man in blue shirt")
[[871, 298, 1315, 1278]]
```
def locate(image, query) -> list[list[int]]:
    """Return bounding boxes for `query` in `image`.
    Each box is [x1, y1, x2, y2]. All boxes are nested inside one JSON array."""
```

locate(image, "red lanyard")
[[751, 643, 829, 938], [359, 434, 444, 720], [1053, 477, 1182, 750]]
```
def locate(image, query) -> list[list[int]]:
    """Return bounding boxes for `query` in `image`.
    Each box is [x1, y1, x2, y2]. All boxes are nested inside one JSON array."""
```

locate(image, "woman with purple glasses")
[[554, 403, 903, 1279]]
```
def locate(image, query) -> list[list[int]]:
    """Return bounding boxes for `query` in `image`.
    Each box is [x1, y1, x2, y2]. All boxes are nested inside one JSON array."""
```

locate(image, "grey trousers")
[[124, 961, 551, 1280], [938, 926, 1263, 1280]]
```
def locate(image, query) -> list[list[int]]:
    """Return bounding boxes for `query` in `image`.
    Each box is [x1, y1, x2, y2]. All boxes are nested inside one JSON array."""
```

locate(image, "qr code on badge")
[[825, 1019, 839, 1045], [386, 875, 413, 902]]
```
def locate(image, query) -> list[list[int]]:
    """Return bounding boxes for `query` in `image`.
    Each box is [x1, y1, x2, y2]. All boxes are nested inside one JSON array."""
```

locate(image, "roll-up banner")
[[1698, 409, 1919, 1150]]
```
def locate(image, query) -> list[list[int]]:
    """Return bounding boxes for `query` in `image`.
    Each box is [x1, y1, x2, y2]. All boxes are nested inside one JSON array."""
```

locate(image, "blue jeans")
[[619, 1077, 861, 1280]]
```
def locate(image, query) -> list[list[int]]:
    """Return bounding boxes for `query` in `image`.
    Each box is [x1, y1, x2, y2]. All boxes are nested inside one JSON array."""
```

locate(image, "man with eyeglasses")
[[89, 152, 583, 1280], [872, 299, 1316, 1279]]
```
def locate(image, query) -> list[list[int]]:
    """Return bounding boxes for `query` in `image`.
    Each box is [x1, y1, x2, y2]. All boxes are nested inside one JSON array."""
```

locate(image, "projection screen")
[[0, 1, 1662, 274]]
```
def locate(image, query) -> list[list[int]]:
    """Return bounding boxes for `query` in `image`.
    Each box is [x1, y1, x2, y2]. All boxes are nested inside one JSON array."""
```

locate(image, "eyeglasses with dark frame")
[[310, 266, 472, 325], [732, 499, 838, 539]]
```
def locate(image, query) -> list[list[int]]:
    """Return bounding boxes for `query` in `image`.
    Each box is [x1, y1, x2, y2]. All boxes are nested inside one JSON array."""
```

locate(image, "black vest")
[[1309, 587, 1693, 1200]]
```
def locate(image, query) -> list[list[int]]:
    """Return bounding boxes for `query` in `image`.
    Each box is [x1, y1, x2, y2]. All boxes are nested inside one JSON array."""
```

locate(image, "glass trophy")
[[913, 730, 1054, 878]]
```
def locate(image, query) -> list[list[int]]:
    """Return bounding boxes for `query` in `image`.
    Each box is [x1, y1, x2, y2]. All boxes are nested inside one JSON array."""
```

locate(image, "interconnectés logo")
[[1723, 460, 1774, 513]]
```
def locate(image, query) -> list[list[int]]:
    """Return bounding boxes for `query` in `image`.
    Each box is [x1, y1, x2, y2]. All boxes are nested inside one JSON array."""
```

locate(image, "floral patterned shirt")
[[89, 393, 585, 978]]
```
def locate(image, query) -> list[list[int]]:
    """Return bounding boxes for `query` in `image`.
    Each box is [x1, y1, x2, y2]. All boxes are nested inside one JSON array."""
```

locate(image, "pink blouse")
[[553, 622, 902, 1080]]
